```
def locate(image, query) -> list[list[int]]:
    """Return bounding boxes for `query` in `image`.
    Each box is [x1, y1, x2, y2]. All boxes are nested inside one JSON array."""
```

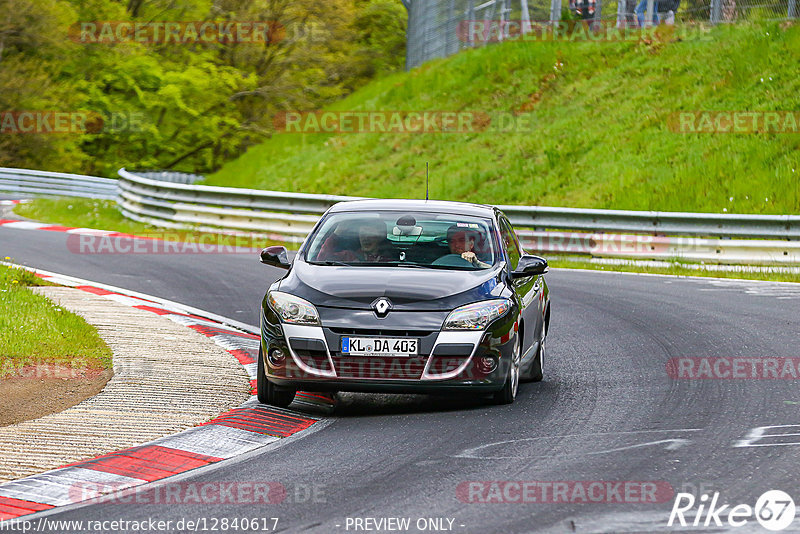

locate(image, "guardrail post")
[[521, 0, 532, 33], [646, 0, 655, 25], [446, 0, 456, 55], [500, 0, 510, 40], [593, 0, 602, 27], [617, 0, 627, 27], [710, 0, 722, 24], [467, 0, 476, 46], [550, 0, 562, 23]]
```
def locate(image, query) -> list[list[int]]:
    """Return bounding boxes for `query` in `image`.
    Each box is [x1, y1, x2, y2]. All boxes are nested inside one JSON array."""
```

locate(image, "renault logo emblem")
[[372, 297, 392, 317]]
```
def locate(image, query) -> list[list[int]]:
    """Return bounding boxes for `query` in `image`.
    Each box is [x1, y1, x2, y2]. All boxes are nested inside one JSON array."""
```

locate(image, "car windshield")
[[304, 211, 499, 270]]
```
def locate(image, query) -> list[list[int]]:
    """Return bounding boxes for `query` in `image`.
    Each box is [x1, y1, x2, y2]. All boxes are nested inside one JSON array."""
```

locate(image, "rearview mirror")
[[260, 246, 291, 269], [511, 255, 548, 278]]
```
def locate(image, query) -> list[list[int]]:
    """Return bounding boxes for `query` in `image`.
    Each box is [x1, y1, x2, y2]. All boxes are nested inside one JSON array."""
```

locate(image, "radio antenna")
[[426, 162, 429, 201]]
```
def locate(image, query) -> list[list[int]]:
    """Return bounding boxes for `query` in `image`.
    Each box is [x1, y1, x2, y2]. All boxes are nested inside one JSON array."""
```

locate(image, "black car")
[[258, 199, 550, 406]]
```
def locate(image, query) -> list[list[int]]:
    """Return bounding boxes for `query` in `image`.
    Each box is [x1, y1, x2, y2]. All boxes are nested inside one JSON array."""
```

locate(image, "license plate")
[[341, 337, 418, 356]]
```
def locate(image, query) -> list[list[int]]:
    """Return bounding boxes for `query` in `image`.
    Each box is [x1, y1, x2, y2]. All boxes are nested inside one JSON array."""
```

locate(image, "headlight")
[[442, 299, 511, 331], [267, 291, 320, 325]]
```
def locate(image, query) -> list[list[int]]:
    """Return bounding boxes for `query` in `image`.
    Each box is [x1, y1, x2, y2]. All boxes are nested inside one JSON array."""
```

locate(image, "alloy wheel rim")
[[539, 330, 546, 371], [511, 334, 521, 398]]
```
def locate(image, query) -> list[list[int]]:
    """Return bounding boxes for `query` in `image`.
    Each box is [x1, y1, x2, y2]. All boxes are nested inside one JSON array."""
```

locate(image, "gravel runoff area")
[[0, 286, 251, 483]]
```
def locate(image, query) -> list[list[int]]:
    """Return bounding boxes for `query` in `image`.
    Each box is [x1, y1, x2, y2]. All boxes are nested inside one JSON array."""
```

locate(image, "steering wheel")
[[431, 253, 473, 267]]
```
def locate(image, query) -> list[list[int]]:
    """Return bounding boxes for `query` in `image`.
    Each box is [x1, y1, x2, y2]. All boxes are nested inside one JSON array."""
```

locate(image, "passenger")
[[316, 226, 357, 262], [446, 225, 489, 268]]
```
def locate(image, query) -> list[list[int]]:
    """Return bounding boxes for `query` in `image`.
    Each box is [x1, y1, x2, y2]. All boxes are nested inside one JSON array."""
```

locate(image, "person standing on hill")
[[635, 0, 659, 26]]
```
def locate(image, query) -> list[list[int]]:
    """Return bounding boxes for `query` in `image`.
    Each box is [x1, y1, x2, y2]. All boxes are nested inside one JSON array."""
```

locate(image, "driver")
[[316, 220, 392, 262], [446, 225, 489, 268]]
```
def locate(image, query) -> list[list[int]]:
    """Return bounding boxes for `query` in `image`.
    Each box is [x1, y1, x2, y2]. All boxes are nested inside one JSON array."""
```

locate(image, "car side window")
[[499, 217, 521, 271]]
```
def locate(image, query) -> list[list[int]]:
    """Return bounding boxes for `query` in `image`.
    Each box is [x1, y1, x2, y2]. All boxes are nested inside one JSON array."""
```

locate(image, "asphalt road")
[[3, 219, 800, 533]]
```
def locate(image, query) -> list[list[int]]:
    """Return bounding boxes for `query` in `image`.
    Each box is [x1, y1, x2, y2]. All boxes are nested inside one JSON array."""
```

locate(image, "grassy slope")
[[0, 265, 112, 373], [207, 22, 800, 214]]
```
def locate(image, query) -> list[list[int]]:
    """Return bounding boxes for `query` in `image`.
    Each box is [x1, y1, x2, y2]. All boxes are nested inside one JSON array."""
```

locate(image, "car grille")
[[332, 356, 426, 379], [329, 327, 434, 338]]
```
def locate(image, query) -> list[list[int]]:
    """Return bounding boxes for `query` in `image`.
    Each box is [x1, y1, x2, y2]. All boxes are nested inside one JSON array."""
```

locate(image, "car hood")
[[279, 260, 506, 311]]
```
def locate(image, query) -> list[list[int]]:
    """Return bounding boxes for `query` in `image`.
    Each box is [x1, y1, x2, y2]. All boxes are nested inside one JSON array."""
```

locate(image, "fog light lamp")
[[477, 356, 497, 374], [268, 348, 286, 366]]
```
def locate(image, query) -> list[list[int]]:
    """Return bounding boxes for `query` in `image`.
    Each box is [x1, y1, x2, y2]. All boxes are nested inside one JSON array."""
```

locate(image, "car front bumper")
[[260, 308, 518, 394]]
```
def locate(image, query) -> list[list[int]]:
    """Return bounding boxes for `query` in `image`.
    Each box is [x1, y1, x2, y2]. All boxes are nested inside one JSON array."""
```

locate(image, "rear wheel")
[[492, 333, 521, 405], [257, 346, 296, 408]]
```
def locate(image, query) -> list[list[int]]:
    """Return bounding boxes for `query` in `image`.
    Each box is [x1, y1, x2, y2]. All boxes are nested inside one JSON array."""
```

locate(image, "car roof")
[[327, 199, 498, 218]]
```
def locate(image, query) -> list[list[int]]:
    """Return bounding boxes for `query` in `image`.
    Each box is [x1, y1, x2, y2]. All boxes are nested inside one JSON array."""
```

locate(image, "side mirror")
[[260, 246, 291, 269], [511, 255, 548, 278]]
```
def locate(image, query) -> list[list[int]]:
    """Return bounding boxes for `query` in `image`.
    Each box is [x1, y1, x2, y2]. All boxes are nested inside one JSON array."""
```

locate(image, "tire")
[[257, 346, 296, 408], [492, 332, 521, 405], [524, 326, 545, 383]]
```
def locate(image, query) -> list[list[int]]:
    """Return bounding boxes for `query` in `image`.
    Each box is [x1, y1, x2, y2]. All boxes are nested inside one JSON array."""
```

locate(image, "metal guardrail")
[[1, 166, 798, 265], [497, 205, 800, 240], [133, 171, 205, 185], [117, 168, 362, 242], [0, 167, 118, 200], [515, 230, 800, 264], [116, 168, 800, 264]]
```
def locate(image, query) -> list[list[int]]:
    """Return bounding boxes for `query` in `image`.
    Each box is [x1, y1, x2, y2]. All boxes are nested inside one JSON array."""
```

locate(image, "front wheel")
[[257, 345, 296, 408], [523, 326, 545, 383], [492, 333, 521, 405]]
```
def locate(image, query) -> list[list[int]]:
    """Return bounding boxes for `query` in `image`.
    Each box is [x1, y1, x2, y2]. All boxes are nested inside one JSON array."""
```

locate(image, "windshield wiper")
[[309, 260, 353, 266], [358, 261, 429, 268], [392, 262, 427, 268]]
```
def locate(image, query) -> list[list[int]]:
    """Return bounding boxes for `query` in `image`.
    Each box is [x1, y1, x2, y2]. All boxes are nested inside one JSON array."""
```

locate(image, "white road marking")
[[582, 439, 690, 455], [454, 430, 701, 459], [0, 221, 47, 230], [734, 424, 800, 448], [691, 279, 800, 299], [64, 228, 116, 236]]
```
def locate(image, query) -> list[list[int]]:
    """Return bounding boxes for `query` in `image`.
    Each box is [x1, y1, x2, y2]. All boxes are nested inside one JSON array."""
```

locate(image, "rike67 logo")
[[668, 490, 796, 531]]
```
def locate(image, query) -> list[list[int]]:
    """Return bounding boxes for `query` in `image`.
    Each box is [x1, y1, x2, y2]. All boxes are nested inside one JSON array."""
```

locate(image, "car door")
[[498, 215, 540, 355]]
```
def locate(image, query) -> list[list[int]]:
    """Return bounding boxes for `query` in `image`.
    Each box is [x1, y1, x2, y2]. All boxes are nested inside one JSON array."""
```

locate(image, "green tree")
[[1, 0, 407, 175], [0, 0, 84, 170]]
